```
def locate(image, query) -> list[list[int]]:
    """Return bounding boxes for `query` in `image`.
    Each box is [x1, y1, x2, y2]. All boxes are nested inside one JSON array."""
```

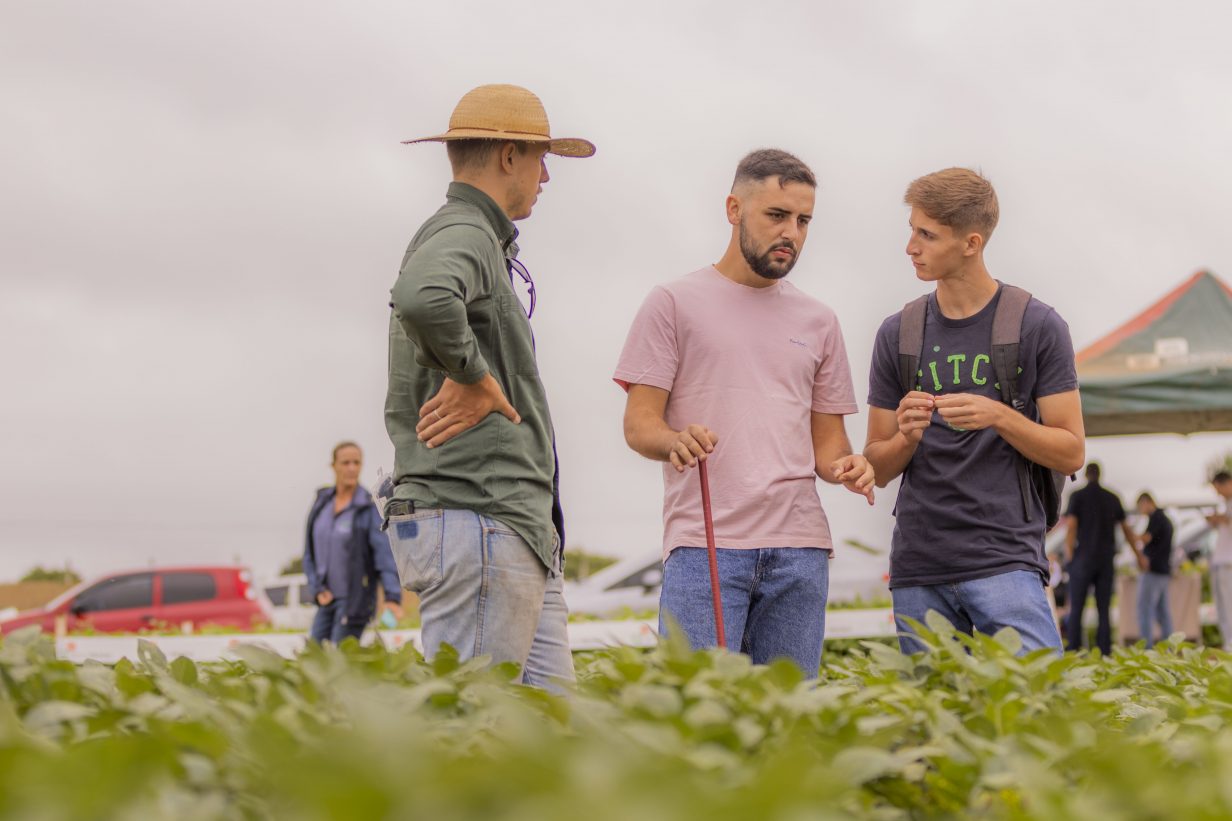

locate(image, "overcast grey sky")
[[3, 1, 1231, 588]]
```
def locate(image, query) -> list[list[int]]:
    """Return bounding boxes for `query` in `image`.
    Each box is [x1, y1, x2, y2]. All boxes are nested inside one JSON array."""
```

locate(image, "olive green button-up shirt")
[[386, 182, 562, 568]]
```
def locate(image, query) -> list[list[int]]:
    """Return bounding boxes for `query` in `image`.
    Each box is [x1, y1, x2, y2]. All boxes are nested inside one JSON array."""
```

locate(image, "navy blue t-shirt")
[[1142, 509, 1174, 575], [868, 286, 1078, 588], [1064, 483, 1126, 568]]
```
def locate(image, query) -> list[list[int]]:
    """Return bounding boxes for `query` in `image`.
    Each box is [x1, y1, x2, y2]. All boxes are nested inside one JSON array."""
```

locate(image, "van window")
[[76, 574, 154, 612], [265, 585, 288, 607], [163, 572, 217, 605]]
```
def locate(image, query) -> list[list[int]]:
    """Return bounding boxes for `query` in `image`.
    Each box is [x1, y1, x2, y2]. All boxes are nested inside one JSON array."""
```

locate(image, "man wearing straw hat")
[[614, 149, 875, 677], [383, 84, 594, 688]]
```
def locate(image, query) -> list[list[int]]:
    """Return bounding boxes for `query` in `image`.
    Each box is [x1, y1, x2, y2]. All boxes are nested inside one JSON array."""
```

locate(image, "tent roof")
[[1078, 270, 1232, 436]]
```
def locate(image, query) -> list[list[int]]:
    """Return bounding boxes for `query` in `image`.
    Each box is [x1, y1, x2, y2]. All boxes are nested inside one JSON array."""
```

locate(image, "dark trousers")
[[310, 598, 366, 645], [1067, 559, 1115, 654]]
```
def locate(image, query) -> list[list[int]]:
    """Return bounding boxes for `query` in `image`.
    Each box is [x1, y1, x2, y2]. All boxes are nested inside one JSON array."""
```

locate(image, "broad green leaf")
[[170, 657, 198, 686], [833, 746, 901, 784], [137, 639, 168, 672], [621, 684, 683, 718], [228, 643, 286, 674], [1089, 688, 1135, 703]]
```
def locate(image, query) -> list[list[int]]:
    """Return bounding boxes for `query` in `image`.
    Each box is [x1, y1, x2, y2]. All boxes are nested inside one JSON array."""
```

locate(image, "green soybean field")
[[3, 617, 1231, 820]]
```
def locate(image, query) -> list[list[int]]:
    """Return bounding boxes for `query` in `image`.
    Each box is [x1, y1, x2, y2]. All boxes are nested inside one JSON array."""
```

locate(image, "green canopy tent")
[[1078, 270, 1232, 437]]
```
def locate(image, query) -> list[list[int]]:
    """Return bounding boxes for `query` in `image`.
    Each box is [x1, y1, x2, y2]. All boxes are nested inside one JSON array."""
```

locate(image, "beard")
[[739, 221, 797, 280]]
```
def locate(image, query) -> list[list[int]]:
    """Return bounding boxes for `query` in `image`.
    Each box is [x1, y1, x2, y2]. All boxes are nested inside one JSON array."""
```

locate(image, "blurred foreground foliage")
[[4, 614, 1232, 820]]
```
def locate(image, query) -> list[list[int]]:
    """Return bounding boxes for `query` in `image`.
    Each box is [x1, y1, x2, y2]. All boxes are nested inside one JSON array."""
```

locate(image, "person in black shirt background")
[[1064, 463, 1139, 654], [1135, 492, 1174, 648]]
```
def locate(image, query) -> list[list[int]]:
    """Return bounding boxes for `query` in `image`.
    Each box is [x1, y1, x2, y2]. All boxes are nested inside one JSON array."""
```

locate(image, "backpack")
[[896, 284, 1071, 529]]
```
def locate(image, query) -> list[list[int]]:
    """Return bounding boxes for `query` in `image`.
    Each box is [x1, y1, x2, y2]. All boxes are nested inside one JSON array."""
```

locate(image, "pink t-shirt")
[[614, 266, 858, 559]]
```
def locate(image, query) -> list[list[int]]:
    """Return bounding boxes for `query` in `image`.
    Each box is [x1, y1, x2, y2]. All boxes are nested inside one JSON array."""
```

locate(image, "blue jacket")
[[302, 485, 402, 625]]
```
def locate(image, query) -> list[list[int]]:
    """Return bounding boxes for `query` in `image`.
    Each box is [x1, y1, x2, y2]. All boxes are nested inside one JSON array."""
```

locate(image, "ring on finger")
[[434, 409, 443, 421]]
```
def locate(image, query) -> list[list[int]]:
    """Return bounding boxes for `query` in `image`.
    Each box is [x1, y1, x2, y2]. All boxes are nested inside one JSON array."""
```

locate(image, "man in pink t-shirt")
[[613, 149, 875, 676]]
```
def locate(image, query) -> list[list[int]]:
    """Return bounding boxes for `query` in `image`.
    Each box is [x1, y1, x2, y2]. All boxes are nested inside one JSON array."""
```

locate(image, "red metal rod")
[[698, 459, 726, 648]]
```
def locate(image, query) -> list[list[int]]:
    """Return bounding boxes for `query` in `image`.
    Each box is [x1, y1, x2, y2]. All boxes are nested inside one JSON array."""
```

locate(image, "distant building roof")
[[1079, 270, 1232, 436]]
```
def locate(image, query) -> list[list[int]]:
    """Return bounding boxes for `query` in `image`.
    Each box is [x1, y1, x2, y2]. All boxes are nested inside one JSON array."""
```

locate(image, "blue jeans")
[[1137, 572, 1172, 648], [386, 508, 574, 690], [892, 569, 1062, 655], [659, 547, 829, 677], [310, 598, 366, 645]]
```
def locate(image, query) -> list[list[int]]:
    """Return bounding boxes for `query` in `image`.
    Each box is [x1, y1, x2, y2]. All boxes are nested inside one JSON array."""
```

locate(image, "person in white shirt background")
[[1206, 470, 1232, 651]]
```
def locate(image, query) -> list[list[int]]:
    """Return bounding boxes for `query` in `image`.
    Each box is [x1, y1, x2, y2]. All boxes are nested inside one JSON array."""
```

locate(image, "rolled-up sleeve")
[[391, 225, 491, 385]]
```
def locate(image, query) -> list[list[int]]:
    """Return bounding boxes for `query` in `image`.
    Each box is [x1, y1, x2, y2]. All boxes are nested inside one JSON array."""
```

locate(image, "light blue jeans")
[[659, 547, 829, 677], [1212, 565, 1232, 651], [386, 508, 574, 689], [891, 569, 1062, 655], [1137, 572, 1172, 648]]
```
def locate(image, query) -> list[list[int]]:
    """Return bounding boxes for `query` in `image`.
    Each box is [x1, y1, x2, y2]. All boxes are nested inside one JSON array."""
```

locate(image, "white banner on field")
[[53, 609, 898, 664]]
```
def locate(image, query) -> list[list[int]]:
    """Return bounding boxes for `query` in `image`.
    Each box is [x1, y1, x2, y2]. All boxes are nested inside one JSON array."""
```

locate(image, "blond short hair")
[[905, 168, 999, 242]]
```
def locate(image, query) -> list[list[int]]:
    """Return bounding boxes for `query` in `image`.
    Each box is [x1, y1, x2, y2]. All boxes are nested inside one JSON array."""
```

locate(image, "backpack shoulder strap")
[[989, 283, 1037, 522], [897, 295, 930, 395], [990, 284, 1032, 409]]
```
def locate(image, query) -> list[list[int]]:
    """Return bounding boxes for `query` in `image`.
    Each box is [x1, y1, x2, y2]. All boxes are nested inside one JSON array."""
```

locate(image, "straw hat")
[[403, 84, 595, 158]]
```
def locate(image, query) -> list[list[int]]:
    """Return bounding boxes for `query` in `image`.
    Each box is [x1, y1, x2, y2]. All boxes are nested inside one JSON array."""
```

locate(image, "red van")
[[0, 566, 271, 635]]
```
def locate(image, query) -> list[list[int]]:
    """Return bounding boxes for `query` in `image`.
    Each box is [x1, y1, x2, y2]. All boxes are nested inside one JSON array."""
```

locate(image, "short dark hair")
[[1137, 492, 1156, 506], [332, 441, 361, 463], [447, 139, 537, 173], [733, 149, 816, 191], [1085, 463, 1101, 482], [1214, 470, 1232, 484]]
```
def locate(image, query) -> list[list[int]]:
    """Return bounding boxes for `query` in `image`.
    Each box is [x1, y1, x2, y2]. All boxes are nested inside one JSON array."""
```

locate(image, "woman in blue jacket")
[[303, 442, 404, 643]]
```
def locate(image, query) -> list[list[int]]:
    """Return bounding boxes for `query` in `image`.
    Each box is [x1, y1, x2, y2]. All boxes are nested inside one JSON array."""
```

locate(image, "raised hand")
[[896, 391, 936, 442], [831, 454, 876, 505]]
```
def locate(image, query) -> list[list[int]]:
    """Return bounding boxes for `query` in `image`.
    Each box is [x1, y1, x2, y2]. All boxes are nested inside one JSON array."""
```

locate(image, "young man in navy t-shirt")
[[1134, 491, 1174, 648], [1064, 462, 1140, 654], [864, 168, 1086, 654]]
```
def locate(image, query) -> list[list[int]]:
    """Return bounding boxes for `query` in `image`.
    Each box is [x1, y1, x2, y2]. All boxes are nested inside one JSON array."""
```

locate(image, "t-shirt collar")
[[929, 283, 1004, 329], [706, 265, 783, 294]]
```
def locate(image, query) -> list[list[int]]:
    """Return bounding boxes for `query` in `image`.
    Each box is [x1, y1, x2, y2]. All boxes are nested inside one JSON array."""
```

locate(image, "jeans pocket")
[[388, 509, 444, 592], [479, 517, 545, 579]]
